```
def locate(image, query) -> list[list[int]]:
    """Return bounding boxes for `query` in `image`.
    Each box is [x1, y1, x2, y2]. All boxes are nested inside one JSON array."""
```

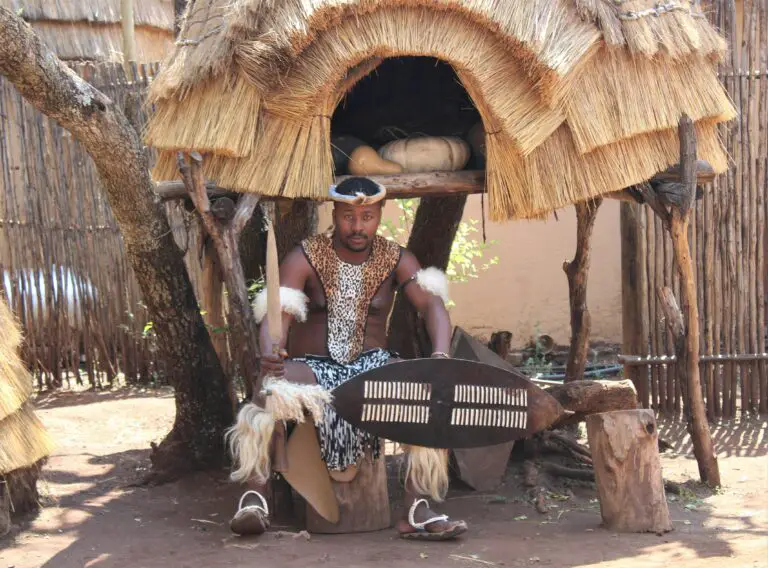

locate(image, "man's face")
[[333, 202, 383, 252]]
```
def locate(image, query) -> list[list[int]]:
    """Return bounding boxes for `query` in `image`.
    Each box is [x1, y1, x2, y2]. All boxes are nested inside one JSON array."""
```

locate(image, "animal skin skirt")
[[293, 348, 393, 471]]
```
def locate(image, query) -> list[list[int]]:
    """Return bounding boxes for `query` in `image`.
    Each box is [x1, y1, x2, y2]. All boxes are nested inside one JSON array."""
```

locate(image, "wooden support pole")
[[666, 116, 720, 487], [620, 202, 649, 408], [178, 152, 263, 398], [564, 198, 602, 382], [656, 287, 689, 418], [586, 409, 672, 533], [120, 0, 136, 72]]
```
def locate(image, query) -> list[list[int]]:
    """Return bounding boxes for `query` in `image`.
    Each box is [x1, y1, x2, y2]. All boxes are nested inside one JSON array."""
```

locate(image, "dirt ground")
[[2, 387, 766, 568]]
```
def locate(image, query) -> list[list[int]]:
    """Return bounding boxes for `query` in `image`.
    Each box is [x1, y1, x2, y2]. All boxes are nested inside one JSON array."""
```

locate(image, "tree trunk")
[[275, 200, 318, 261], [388, 195, 468, 358], [0, 8, 234, 479], [586, 410, 672, 533], [564, 199, 602, 381]]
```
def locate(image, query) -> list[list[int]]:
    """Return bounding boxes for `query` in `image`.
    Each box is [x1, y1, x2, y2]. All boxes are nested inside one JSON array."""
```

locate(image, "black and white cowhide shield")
[[330, 358, 567, 449]]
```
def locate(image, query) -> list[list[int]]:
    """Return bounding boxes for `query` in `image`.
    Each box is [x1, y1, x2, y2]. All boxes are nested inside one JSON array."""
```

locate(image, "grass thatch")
[[485, 118, 728, 221], [0, 299, 30, 423], [2, 0, 174, 30], [145, 70, 261, 158], [0, 298, 53, 475], [565, 48, 737, 154], [29, 21, 172, 62], [0, 403, 54, 475], [145, 0, 734, 220]]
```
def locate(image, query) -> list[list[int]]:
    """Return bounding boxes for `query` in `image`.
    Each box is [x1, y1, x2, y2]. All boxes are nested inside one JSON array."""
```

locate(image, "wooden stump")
[[306, 453, 390, 534], [586, 410, 672, 533]]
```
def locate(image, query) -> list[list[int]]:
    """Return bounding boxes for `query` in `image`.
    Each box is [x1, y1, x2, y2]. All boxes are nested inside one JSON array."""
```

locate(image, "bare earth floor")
[[1, 387, 766, 568]]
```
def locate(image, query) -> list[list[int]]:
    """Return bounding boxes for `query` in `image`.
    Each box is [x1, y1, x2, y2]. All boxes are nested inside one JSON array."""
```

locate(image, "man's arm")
[[395, 250, 452, 357], [257, 246, 312, 374]]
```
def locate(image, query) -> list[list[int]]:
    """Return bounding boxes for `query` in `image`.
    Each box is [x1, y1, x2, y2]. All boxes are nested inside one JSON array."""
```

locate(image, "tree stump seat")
[[586, 409, 672, 533]]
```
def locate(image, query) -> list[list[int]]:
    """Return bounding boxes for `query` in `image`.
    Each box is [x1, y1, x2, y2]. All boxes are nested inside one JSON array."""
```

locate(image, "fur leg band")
[[404, 445, 449, 502], [252, 286, 309, 323], [225, 380, 332, 484], [414, 267, 450, 305], [225, 403, 275, 484], [261, 377, 332, 424]]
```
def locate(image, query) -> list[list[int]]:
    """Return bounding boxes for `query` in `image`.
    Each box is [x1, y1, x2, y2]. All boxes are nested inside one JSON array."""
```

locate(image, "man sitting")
[[226, 176, 468, 541]]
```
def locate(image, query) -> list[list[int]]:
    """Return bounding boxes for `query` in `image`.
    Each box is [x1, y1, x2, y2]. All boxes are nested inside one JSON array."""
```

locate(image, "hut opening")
[[330, 57, 484, 173]]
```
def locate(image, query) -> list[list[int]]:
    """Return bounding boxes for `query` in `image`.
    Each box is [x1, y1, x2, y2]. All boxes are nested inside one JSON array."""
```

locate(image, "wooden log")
[[546, 379, 639, 425], [305, 452, 390, 534], [586, 409, 672, 533], [668, 116, 720, 487], [563, 199, 602, 382]]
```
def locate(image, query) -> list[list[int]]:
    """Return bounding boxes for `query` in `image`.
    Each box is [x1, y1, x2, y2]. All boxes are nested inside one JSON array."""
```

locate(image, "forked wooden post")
[[564, 198, 602, 381], [586, 409, 672, 533], [178, 152, 263, 398], [668, 116, 720, 487]]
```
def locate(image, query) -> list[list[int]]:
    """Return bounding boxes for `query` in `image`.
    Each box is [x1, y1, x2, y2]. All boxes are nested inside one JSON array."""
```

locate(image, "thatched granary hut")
[[146, 0, 735, 221], [1, 0, 174, 62], [0, 297, 54, 535]]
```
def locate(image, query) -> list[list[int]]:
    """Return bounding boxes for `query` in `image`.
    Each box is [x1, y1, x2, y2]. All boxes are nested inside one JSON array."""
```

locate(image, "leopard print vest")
[[301, 234, 402, 364]]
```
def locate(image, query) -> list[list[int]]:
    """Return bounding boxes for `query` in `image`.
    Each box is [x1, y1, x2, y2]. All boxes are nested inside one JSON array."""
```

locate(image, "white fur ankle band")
[[412, 267, 450, 305], [252, 286, 309, 323], [404, 445, 449, 502]]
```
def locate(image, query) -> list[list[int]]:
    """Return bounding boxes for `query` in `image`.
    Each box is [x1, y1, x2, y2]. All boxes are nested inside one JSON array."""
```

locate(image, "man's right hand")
[[260, 349, 288, 377]]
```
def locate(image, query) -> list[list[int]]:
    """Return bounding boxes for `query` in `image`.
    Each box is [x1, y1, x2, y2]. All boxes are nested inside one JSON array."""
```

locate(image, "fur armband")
[[252, 286, 309, 324], [413, 267, 450, 305]]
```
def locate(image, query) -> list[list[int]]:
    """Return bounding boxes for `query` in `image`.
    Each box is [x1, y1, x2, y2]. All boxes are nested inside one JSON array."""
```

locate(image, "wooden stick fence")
[[625, 0, 768, 418]]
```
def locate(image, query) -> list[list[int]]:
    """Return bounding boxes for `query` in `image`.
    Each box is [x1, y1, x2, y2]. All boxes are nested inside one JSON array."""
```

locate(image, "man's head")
[[330, 177, 385, 253]]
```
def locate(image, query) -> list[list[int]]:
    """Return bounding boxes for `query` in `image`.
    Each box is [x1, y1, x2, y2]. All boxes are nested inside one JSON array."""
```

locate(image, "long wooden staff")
[[263, 217, 290, 471]]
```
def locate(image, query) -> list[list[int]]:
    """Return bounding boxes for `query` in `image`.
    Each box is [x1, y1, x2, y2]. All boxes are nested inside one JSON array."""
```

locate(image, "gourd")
[[378, 136, 471, 173], [347, 145, 403, 176], [331, 135, 366, 174]]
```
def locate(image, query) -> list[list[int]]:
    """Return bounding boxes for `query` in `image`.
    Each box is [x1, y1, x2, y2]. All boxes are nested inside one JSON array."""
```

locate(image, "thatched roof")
[[1, 0, 174, 61], [6, 0, 174, 30], [0, 298, 53, 475], [145, 0, 735, 220]]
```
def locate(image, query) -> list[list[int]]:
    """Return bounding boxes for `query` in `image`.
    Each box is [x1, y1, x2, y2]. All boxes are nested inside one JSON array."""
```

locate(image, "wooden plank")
[[154, 165, 718, 202]]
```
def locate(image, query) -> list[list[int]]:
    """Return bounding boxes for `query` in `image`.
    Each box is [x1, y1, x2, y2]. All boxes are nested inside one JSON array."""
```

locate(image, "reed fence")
[[623, 0, 768, 418], [0, 61, 203, 389]]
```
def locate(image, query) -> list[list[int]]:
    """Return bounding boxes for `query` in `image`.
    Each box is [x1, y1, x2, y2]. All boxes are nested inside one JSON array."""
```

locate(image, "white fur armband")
[[252, 286, 309, 323], [414, 267, 450, 305]]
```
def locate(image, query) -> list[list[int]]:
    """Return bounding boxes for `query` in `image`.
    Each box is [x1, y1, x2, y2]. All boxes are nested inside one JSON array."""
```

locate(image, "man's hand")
[[260, 348, 288, 377]]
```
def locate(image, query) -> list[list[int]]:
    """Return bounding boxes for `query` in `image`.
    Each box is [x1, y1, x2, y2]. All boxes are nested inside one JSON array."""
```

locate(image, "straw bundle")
[[0, 299, 54, 475], [146, 0, 733, 220]]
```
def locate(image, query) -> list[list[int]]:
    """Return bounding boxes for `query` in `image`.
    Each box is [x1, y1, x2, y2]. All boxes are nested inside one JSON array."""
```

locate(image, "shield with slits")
[[330, 358, 566, 448]]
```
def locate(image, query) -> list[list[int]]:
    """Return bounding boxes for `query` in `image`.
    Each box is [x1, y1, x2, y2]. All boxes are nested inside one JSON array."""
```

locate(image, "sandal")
[[230, 490, 270, 536], [399, 498, 468, 541]]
